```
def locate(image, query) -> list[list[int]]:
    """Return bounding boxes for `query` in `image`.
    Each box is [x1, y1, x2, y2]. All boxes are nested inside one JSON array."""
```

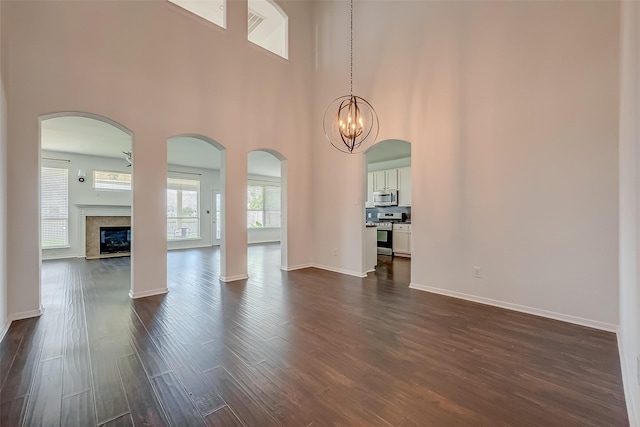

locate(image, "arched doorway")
[[363, 139, 412, 281], [39, 112, 134, 303], [247, 149, 288, 272], [166, 135, 226, 283]]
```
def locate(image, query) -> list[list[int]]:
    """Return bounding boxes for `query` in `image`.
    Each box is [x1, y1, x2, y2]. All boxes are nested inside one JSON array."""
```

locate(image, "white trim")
[[167, 243, 211, 251], [618, 336, 639, 427], [281, 263, 312, 271], [312, 264, 367, 278], [10, 307, 44, 321], [41, 254, 84, 261], [128, 288, 169, 299], [408, 282, 618, 332], [220, 274, 249, 283], [0, 318, 11, 342]]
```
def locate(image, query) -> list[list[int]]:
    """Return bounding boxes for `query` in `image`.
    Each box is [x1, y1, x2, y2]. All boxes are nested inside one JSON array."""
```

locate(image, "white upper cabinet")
[[366, 172, 375, 208], [398, 166, 411, 206], [373, 169, 398, 191]]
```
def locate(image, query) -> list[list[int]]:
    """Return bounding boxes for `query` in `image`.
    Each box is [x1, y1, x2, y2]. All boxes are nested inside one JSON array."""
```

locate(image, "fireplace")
[[100, 226, 131, 255]]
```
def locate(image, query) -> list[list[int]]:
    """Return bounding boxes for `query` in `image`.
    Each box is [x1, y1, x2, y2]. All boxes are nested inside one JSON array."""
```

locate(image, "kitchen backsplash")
[[366, 206, 411, 222]]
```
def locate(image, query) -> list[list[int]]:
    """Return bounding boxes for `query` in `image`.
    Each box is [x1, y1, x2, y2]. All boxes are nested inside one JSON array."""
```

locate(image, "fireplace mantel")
[[77, 204, 131, 217]]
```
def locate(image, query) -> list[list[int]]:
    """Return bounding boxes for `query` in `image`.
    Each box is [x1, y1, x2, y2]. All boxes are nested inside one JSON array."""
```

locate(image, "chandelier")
[[322, 0, 378, 154]]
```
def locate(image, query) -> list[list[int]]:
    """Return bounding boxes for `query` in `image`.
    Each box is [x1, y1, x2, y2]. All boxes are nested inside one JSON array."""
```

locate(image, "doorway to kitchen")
[[363, 139, 412, 282]]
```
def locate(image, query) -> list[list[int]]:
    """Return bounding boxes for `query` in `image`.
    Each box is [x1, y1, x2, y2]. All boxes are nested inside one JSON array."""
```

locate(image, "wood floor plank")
[[0, 396, 28, 427], [0, 246, 629, 426], [117, 353, 170, 427], [151, 372, 207, 427], [23, 357, 63, 427], [61, 390, 97, 427], [151, 333, 227, 417], [204, 405, 244, 427], [99, 413, 134, 427]]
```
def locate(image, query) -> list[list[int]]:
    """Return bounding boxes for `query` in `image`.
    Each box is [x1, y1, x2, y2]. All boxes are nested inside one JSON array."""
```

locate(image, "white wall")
[[0, 0, 8, 337], [4, 0, 314, 315], [313, 1, 620, 329], [619, 1, 640, 424]]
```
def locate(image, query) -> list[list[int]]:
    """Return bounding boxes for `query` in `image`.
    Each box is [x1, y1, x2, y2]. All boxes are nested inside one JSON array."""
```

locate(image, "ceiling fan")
[[123, 151, 132, 167]]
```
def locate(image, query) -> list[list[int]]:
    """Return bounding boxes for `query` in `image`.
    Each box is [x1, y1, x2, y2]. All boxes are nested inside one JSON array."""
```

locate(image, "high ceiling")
[[41, 116, 281, 177]]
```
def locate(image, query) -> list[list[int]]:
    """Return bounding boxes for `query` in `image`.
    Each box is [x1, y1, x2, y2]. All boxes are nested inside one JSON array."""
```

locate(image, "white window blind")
[[167, 178, 200, 240], [94, 171, 132, 191], [247, 182, 280, 228], [41, 167, 69, 248]]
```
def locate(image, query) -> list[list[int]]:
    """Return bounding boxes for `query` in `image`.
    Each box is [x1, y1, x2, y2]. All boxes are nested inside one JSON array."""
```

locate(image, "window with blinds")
[[41, 167, 69, 248], [167, 177, 200, 240], [247, 182, 280, 228], [93, 171, 132, 191]]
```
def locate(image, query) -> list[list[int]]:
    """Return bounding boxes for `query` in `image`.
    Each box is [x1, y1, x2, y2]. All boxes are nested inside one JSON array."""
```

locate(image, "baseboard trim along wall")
[[129, 288, 169, 299], [2, 307, 45, 340], [0, 318, 10, 342], [220, 274, 249, 283], [618, 337, 640, 427], [281, 264, 313, 272], [312, 264, 367, 278], [409, 283, 618, 333]]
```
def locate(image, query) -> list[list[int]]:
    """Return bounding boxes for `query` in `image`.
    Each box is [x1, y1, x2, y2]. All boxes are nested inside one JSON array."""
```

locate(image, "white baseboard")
[[618, 336, 639, 427], [312, 263, 367, 278], [220, 274, 249, 283], [10, 307, 44, 321], [129, 288, 169, 299], [409, 282, 618, 332], [281, 263, 313, 272], [0, 318, 10, 342]]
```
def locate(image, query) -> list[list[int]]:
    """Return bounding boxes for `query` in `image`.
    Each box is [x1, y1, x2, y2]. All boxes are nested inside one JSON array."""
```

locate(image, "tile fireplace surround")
[[85, 215, 131, 259]]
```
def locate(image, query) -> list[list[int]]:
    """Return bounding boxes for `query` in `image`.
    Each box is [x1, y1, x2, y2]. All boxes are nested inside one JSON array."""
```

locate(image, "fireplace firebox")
[[100, 226, 131, 255]]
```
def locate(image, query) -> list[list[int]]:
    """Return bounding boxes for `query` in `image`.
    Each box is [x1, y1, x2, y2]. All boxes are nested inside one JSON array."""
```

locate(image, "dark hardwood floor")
[[0, 244, 629, 426]]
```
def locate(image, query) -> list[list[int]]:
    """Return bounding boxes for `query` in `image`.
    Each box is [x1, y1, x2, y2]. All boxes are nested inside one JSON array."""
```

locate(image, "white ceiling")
[[366, 140, 412, 164], [41, 116, 281, 177]]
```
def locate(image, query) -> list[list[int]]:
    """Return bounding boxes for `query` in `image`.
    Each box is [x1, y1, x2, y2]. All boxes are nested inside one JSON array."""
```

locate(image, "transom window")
[[248, 0, 288, 59], [167, 178, 200, 240], [41, 167, 69, 248], [247, 182, 281, 228], [94, 170, 132, 191]]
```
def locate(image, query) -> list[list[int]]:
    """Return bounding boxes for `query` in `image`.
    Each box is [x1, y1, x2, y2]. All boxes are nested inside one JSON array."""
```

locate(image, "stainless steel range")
[[376, 212, 405, 255]]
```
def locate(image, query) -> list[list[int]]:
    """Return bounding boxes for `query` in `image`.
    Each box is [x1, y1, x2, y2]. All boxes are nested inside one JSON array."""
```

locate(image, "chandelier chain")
[[350, 0, 353, 96]]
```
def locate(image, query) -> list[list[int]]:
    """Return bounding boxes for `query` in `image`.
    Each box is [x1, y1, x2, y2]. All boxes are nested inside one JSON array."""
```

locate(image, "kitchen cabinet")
[[366, 172, 374, 208], [398, 166, 411, 206], [373, 169, 398, 191], [392, 223, 411, 256], [365, 225, 377, 271]]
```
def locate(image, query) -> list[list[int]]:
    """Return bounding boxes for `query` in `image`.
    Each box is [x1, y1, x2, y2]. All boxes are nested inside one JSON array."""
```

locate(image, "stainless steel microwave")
[[373, 190, 398, 207]]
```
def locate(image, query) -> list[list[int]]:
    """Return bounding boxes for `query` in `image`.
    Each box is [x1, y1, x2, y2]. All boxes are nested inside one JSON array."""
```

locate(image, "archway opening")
[[39, 113, 134, 305], [247, 149, 288, 274], [166, 135, 226, 283], [363, 139, 412, 281]]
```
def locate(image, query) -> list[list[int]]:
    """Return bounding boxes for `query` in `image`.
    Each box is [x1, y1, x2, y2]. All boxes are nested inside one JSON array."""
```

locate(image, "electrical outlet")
[[333, 248, 338, 256], [367, 212, 372, 219], [473, 266, 481, 278]]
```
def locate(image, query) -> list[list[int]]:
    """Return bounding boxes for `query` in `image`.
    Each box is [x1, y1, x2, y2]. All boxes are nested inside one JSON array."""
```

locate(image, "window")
[[41, 167, 69, 248], [168, 0, 226, 29], [247, 183, 280, 228], [94, 171, 132, 191], [167, 178, 200, 240], [247, 0, 288, 59]]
